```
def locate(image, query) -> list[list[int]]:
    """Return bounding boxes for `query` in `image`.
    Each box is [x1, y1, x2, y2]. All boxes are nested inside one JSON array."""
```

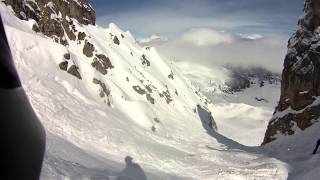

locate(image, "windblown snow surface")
[[1, 3, 320, 180]]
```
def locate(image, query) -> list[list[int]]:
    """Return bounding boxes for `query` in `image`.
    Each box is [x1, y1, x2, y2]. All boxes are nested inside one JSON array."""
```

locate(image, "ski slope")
[[0, 3, 309, 179]]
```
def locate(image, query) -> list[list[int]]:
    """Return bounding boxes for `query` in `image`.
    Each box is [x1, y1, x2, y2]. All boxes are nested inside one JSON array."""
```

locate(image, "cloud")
[[148, 28, 288, 73], [178, 28, 234, 46], [239, 34, 263, 40]]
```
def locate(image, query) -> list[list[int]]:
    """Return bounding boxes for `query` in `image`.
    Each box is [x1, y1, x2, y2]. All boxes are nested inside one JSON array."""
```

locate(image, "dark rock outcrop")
[[83, 41, 94, 57], [141, 54, 150, 66], [133, 85, 156, 104], [168, 71, 174, 80], [4, 0, 95, 45], [91, 54, 114, 75], [93, 78, 111, 106], [159, 89, 173, 104], [78, 32, 86, 41], [67, 65, 82, 79], [145, 85, 153, 93], [146, 94, 155, 104], [113, 36, 120, 45], [64, 53, 71, 60], [263, 0, 320, 144], [133, 86, 146, 95], [96, 54, 113, 68], [59, 61, 68, 71], [93, 78, 111, 97]]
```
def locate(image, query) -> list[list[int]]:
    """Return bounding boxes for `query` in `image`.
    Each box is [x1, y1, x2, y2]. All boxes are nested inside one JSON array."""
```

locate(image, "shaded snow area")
[[1, 3, 319, 180]]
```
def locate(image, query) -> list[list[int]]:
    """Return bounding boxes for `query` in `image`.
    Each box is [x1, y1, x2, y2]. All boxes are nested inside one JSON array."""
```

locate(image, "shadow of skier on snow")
[[115, 156, 147, 180]]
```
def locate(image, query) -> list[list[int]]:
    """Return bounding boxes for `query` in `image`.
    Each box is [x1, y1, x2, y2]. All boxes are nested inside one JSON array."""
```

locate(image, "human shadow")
[[116, 156, 148, 180]]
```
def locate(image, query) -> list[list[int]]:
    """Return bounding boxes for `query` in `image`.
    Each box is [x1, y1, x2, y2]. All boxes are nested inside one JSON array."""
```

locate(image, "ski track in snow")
[[2, 3, 317, 179]]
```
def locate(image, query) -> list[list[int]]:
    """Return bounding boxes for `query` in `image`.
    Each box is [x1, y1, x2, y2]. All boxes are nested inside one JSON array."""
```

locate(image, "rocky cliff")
[[4, 0, 95, 45], [263, 0, 320, 144]]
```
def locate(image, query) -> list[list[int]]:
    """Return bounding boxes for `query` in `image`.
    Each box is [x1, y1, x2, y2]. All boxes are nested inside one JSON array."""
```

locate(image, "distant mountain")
[[223, 66, 281, 93], [263, 0, 320, 144]]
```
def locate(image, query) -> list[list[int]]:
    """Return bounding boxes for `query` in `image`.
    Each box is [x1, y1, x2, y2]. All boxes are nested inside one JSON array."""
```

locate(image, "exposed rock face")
[[83, 41, 95, 57], [91, 54, 114, 75], [113, 36, 120, 45], [132, 85, 156, 104], [93, 78, 111, 97], [78, 32, 86, 41], [168, 71, 174, 80], [67, 65, 82, 79], [263, 0, 320, 144], [141, 54, 150, 66], [93, 78, 111, 106], [133, 86, 146, 95], [59, 61, 68, 71], [4, 0, 95, 45], [64, 53, 71, 60], [159, 89, 173, 104]]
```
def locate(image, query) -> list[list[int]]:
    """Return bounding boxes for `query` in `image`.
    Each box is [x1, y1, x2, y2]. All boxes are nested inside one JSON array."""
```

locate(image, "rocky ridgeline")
[[225, 67, 280, 93], [263, 0, 320, 144], [4, 0, 95, 45]]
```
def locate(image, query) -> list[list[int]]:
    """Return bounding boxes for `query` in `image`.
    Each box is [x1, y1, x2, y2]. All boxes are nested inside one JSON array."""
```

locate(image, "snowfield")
[[1, 2, 319, 180]]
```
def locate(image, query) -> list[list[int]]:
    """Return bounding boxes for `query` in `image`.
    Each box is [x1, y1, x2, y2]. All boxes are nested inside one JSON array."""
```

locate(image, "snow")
[[173, 62, 281, 146], [263, 118, 320, 180], [1, 2, 317, 179]]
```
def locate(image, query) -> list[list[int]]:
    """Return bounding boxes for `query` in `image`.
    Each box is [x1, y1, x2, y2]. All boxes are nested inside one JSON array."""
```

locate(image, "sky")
[[90, 0, 304, 73], [91, 0, 303, 38]]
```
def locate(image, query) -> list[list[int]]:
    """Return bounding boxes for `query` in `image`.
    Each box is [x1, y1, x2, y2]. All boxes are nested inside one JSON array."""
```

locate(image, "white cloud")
[[178, 28, 234, 46], [239, 34, 263, 40], [149, 28, 288, 73]]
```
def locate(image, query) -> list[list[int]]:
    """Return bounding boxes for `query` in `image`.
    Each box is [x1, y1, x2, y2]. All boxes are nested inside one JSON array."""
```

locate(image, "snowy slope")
[[0, 3, 290, 180], [167, 61, 281, 146], [262, 117, 320, 180]]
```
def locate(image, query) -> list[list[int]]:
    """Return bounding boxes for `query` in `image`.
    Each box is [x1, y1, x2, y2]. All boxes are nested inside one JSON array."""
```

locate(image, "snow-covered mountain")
[[2, 0, 320, 179], [138, 31, 283, 147]]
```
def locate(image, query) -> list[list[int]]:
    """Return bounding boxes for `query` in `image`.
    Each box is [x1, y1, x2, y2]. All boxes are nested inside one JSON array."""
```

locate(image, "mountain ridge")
[[263, 0, 320, 144]]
